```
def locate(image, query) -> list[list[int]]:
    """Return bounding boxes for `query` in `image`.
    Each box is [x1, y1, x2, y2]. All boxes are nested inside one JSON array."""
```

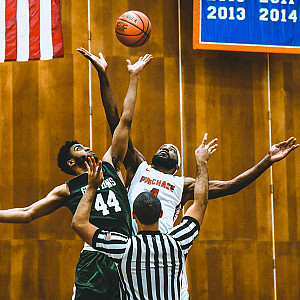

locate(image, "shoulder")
[[66, 173, 88, 193], [101, 161, 127, 191], [48, 183, 70, 198], [66, 172, 87, 186], [130, 161, 150, 181], [168, 216, 200, 238], [138, 161, 150, 171], [102, 161, 117, 173], [167, 216, 200, 255]]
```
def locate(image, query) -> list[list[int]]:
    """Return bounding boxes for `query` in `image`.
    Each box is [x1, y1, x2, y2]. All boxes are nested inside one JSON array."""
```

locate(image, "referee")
[[72, 133, 217, 299]]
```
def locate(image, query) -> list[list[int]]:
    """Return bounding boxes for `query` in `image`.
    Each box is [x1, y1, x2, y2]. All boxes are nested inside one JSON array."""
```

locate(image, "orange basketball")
[[115, 11, 151, 47]]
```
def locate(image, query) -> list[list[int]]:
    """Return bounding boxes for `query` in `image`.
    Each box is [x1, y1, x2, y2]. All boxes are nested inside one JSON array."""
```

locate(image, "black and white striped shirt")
[[92, 216, 200, 300]]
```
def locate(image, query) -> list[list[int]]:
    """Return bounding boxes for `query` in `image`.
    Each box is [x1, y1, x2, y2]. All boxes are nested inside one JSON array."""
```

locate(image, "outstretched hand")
[[85, 157, 104, 190], [126, 54, 153, 76], [77, 47, 107, 73], [269, 137, 299, 163], [195, 133, 218, 164]]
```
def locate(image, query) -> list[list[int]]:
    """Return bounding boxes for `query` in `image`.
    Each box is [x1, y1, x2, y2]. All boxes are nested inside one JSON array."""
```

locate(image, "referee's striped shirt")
[[92, 216, 200, 300]]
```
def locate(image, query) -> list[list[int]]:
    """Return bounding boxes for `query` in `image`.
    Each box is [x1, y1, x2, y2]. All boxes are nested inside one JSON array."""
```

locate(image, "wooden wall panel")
[[0, 63, 13, 240], [11, 241, 39, 299], [38, 56, 76, 240], [187, 241, 274, 299], [276, 242, 300, 299], [0, 0, 299, 299], [270, 54, 300, 299], [72, 1, 90, 145], [252, 55, 271, 242], [12, 62, 40, 240], [0, 241, 11, 298], [164, 57, 181, 147]]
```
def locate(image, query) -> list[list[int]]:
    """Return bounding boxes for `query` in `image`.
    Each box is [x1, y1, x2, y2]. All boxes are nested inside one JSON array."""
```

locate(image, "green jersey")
[[64, 161, 132, 298], [65, 161, 132, 236]]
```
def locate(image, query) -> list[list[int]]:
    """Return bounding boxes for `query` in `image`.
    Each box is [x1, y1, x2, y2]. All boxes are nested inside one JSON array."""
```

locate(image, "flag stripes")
[[29, 0, 40, 60], [5, 0, 17, 61], [0, 0, 6, 61], [0, 0, 63, 62], [50, 0, 63, 58]]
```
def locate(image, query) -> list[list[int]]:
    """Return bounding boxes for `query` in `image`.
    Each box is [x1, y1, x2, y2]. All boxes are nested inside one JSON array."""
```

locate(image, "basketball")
[[115, 11, 151, 47]]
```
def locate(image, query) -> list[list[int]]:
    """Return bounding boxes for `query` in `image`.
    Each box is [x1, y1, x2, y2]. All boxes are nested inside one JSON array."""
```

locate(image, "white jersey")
[[128, 161, 184, 235]]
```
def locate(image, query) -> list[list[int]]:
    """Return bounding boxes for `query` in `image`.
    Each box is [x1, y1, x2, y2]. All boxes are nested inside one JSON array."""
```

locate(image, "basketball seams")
[[133, 11, 145, 31], [120, 33, 148, 47], [116, 18, 150, 37], [116, 30, 145, 38], [115, 10, 151, 47]]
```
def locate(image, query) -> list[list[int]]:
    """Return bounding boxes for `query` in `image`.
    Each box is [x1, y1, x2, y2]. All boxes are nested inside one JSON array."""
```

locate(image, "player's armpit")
[[181, 177, 195, 205]]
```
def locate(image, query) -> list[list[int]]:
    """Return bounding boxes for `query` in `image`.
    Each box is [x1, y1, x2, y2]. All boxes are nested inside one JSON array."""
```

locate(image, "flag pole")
[[267, 53, 277, 300], [88, 0, 93, 149], [178, 0, 184, 177]]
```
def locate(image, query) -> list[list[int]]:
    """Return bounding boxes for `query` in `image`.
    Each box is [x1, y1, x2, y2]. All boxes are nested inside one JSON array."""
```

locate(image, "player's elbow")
[[208, 181, 241, 199], [71, 218, 84, 234], [22, 208, 36, 223], [226, 181, 244, 195], [120, 112, 133, 126], [71, 218, 79, 231]]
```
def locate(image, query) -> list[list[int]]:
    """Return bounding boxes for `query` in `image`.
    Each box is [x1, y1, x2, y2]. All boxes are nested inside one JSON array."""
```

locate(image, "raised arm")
[[181, 137, 299, 205], [102, 54, 152, 180], [77, 48, 145, 177], [0, 184, 69, 223], [77, 47, 119, 135], [184, 134, 217, 225]]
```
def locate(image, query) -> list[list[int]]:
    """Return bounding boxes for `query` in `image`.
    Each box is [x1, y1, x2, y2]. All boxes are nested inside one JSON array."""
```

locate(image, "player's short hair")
[[57, 140, 79, 175], [133, 192, 162, 225]]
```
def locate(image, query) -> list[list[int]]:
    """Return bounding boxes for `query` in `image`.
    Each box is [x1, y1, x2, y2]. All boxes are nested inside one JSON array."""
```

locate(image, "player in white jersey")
[[126, 144, 191, 299], [128, 145, 184, 235]]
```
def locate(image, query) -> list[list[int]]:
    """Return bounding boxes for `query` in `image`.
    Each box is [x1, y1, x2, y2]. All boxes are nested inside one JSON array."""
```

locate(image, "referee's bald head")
[[133, 192, 162, 225]]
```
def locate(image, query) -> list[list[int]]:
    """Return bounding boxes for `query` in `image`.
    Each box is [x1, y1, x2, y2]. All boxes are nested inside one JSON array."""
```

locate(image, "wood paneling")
[[0, 0, 299, 299], [269, 54, 300, 299]]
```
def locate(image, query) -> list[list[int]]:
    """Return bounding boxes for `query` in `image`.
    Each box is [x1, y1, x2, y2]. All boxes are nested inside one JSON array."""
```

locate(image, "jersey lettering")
[[101, 177, 116, 189], [139, 176, 175, 192], [80, 177, 117, 195]]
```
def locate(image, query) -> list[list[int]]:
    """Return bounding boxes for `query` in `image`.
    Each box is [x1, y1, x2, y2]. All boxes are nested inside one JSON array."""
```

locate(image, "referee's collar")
[[137, 230, 161, 235]]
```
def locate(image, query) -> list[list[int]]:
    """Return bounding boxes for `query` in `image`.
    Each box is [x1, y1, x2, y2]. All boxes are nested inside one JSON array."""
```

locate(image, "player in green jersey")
[[65, 156, 132, 299], [0, 53, 153, 300]]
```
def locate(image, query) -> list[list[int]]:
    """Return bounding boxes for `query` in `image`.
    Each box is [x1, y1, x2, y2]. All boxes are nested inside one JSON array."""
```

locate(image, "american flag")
[[105, 232, 111, 241], [0, 0, 63, 62]]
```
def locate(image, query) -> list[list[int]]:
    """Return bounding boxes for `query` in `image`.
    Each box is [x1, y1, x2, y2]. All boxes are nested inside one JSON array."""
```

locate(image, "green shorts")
[[73, 250, 120, 300]]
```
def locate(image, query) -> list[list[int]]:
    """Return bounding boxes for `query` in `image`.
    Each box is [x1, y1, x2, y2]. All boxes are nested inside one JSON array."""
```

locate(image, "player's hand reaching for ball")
[[195, 133, 218, 164], [126, 54, 153, 76], [77, 47, 108, 74], [85, 157, 104, 190]]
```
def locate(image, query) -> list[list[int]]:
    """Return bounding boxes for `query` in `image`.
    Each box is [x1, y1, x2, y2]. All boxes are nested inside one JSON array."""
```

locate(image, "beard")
[[74, 155, 99, 169], [151, 154, 177, 171]]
